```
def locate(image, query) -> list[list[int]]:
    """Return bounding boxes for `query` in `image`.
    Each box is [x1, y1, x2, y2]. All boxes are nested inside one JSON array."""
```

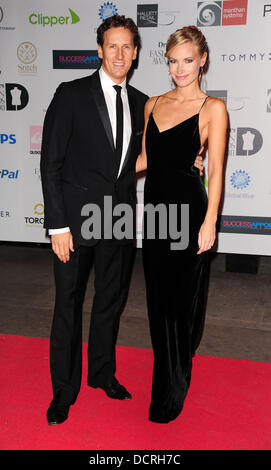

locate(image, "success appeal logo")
[[197, 1, 248, 27], [29, 8, 80, 27]]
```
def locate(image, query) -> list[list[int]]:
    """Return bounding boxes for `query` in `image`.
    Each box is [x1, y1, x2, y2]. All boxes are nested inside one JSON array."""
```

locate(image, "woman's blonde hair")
[[165, 25, 209, 83]]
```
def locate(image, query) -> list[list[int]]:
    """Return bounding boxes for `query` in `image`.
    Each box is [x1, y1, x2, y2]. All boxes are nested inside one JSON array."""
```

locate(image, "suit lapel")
[[88, 71, 137, 177], [89, 70, 115, 152]]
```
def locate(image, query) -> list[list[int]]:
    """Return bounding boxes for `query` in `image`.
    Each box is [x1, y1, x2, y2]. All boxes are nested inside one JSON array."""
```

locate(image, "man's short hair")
[[97, 15, 141, 49]]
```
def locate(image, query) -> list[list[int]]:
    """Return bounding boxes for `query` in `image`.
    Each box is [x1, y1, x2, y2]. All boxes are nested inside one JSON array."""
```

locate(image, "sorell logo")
[[29, 8, 80, 27]]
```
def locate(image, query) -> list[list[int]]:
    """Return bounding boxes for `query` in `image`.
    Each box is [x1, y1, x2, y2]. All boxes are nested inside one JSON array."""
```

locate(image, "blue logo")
[[98, 2, 118, 21], [0, 169, 20, 179], [0, 133, 16, 144], [230, 170, 250, 190]]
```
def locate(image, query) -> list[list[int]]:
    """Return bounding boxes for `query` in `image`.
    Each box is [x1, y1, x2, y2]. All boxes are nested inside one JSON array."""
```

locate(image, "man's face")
[[98, 27, 137, 83]]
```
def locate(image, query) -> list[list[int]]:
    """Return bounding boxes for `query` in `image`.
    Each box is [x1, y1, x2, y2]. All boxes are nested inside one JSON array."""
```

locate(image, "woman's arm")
[[197, 98, 228, 254], [136, 97, 157, 173]]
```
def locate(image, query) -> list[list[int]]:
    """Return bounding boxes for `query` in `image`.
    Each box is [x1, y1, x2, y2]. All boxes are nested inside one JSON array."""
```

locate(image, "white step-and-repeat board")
[[0, 0, 270, 254]]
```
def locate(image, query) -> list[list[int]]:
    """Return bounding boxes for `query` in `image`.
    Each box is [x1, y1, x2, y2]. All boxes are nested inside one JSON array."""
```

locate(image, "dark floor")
[[1, 244, 271, 362]]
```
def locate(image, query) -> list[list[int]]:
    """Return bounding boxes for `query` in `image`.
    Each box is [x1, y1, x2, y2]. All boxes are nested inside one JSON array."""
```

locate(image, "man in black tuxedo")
[[41, 15, 203, 425]]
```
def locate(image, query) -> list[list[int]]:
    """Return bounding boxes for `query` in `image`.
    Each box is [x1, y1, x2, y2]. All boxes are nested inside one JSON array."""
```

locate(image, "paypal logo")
[[0, 169, 20, 179]]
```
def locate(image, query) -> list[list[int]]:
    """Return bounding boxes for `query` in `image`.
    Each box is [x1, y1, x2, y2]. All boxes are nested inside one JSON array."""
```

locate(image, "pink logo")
[[222, 0, 248, 26], [30, 125, 42, 150]]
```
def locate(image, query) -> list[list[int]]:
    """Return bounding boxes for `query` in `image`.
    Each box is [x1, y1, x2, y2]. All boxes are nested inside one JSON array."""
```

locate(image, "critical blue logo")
[[98, 2, 118, 21], [230, 170, 251, 190]]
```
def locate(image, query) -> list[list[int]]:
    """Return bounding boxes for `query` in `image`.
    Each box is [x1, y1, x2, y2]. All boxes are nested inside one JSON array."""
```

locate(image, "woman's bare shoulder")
[[206, 96, 227, 115], [144, 96, 160, 115]]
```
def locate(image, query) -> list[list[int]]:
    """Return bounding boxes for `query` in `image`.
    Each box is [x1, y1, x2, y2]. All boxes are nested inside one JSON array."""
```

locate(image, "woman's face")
[[168, 41, 207, 88]]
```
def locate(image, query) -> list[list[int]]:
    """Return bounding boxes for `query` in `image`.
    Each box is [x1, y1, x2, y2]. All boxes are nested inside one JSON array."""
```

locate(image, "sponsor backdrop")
[[0, 0, 270, 255]]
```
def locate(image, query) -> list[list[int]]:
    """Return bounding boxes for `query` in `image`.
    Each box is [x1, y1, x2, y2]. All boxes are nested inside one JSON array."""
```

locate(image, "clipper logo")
[[29, 8, 80, 27], [229, 127, 263, 156], [230, 170, 250, 189], [197, 1, 248, 27], [0, 83, 29, 111], [98, 2, 118, 21]]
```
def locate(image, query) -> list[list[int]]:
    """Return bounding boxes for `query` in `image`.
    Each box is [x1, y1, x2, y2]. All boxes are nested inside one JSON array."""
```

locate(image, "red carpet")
[[0, 334, 270, 450]]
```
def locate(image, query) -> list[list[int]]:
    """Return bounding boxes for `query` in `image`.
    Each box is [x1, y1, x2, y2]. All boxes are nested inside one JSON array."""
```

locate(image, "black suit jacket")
[[40, 69, 148, 247]]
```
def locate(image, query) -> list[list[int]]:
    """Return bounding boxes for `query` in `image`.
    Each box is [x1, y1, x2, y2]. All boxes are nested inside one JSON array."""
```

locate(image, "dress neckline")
[[150, 111, 199, 134]]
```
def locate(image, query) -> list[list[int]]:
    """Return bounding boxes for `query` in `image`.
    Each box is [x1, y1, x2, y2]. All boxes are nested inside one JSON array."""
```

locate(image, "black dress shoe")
[[47, 402, 70, 425], [100, 380, 132, 400]]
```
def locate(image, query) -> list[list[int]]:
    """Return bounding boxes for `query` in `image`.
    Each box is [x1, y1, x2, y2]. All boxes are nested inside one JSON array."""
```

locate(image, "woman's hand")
[[197, 219, 216, 254]]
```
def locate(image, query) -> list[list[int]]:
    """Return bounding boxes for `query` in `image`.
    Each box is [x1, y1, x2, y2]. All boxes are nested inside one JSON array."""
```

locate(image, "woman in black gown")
[[136, 26, 227, 423]]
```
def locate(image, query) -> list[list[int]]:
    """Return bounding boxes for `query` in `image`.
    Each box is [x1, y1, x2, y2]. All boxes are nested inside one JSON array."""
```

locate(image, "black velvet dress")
[[142, 96, 210, 423]]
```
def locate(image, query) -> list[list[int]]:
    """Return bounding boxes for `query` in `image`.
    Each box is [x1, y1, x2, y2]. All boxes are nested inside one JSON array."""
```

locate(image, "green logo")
[[29, 8, 80, 27]]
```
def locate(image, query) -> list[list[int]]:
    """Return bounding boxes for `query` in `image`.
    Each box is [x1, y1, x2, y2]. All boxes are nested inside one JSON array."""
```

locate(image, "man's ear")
[[133, 46, 138, 61], [97, 44, 103, 60]]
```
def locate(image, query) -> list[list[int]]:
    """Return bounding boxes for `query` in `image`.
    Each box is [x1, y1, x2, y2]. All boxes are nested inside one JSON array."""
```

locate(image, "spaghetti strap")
[[151, 96, 161, 113], [199, 95, 209, 113]]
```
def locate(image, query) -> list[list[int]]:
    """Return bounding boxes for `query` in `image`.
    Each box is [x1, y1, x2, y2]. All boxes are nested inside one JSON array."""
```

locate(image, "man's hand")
[[194, 145, 204, 176], [51, 232, 74, 263]]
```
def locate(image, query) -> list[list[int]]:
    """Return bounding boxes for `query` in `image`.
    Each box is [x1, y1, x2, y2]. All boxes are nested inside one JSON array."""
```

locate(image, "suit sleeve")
[[40, 82, 73, 229]]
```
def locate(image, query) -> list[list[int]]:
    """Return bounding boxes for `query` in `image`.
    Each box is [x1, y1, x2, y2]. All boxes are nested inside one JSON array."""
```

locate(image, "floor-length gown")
[[142, 96, 210, 423]]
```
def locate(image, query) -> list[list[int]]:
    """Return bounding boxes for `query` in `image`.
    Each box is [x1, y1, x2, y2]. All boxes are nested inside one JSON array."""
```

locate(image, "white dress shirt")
[[49, 67, 132, 235]]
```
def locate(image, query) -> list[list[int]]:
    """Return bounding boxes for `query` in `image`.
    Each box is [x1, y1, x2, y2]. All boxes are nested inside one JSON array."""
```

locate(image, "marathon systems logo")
[[218, 215, 271, 235], [29, 8, 80, 27], [197, 1, 248, 27], [53, 50, 100, 69], [0, 83, 29, 111]]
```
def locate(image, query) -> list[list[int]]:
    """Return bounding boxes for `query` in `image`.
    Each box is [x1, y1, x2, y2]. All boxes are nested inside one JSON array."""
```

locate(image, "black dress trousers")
[[50, 240, 134, 406]]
